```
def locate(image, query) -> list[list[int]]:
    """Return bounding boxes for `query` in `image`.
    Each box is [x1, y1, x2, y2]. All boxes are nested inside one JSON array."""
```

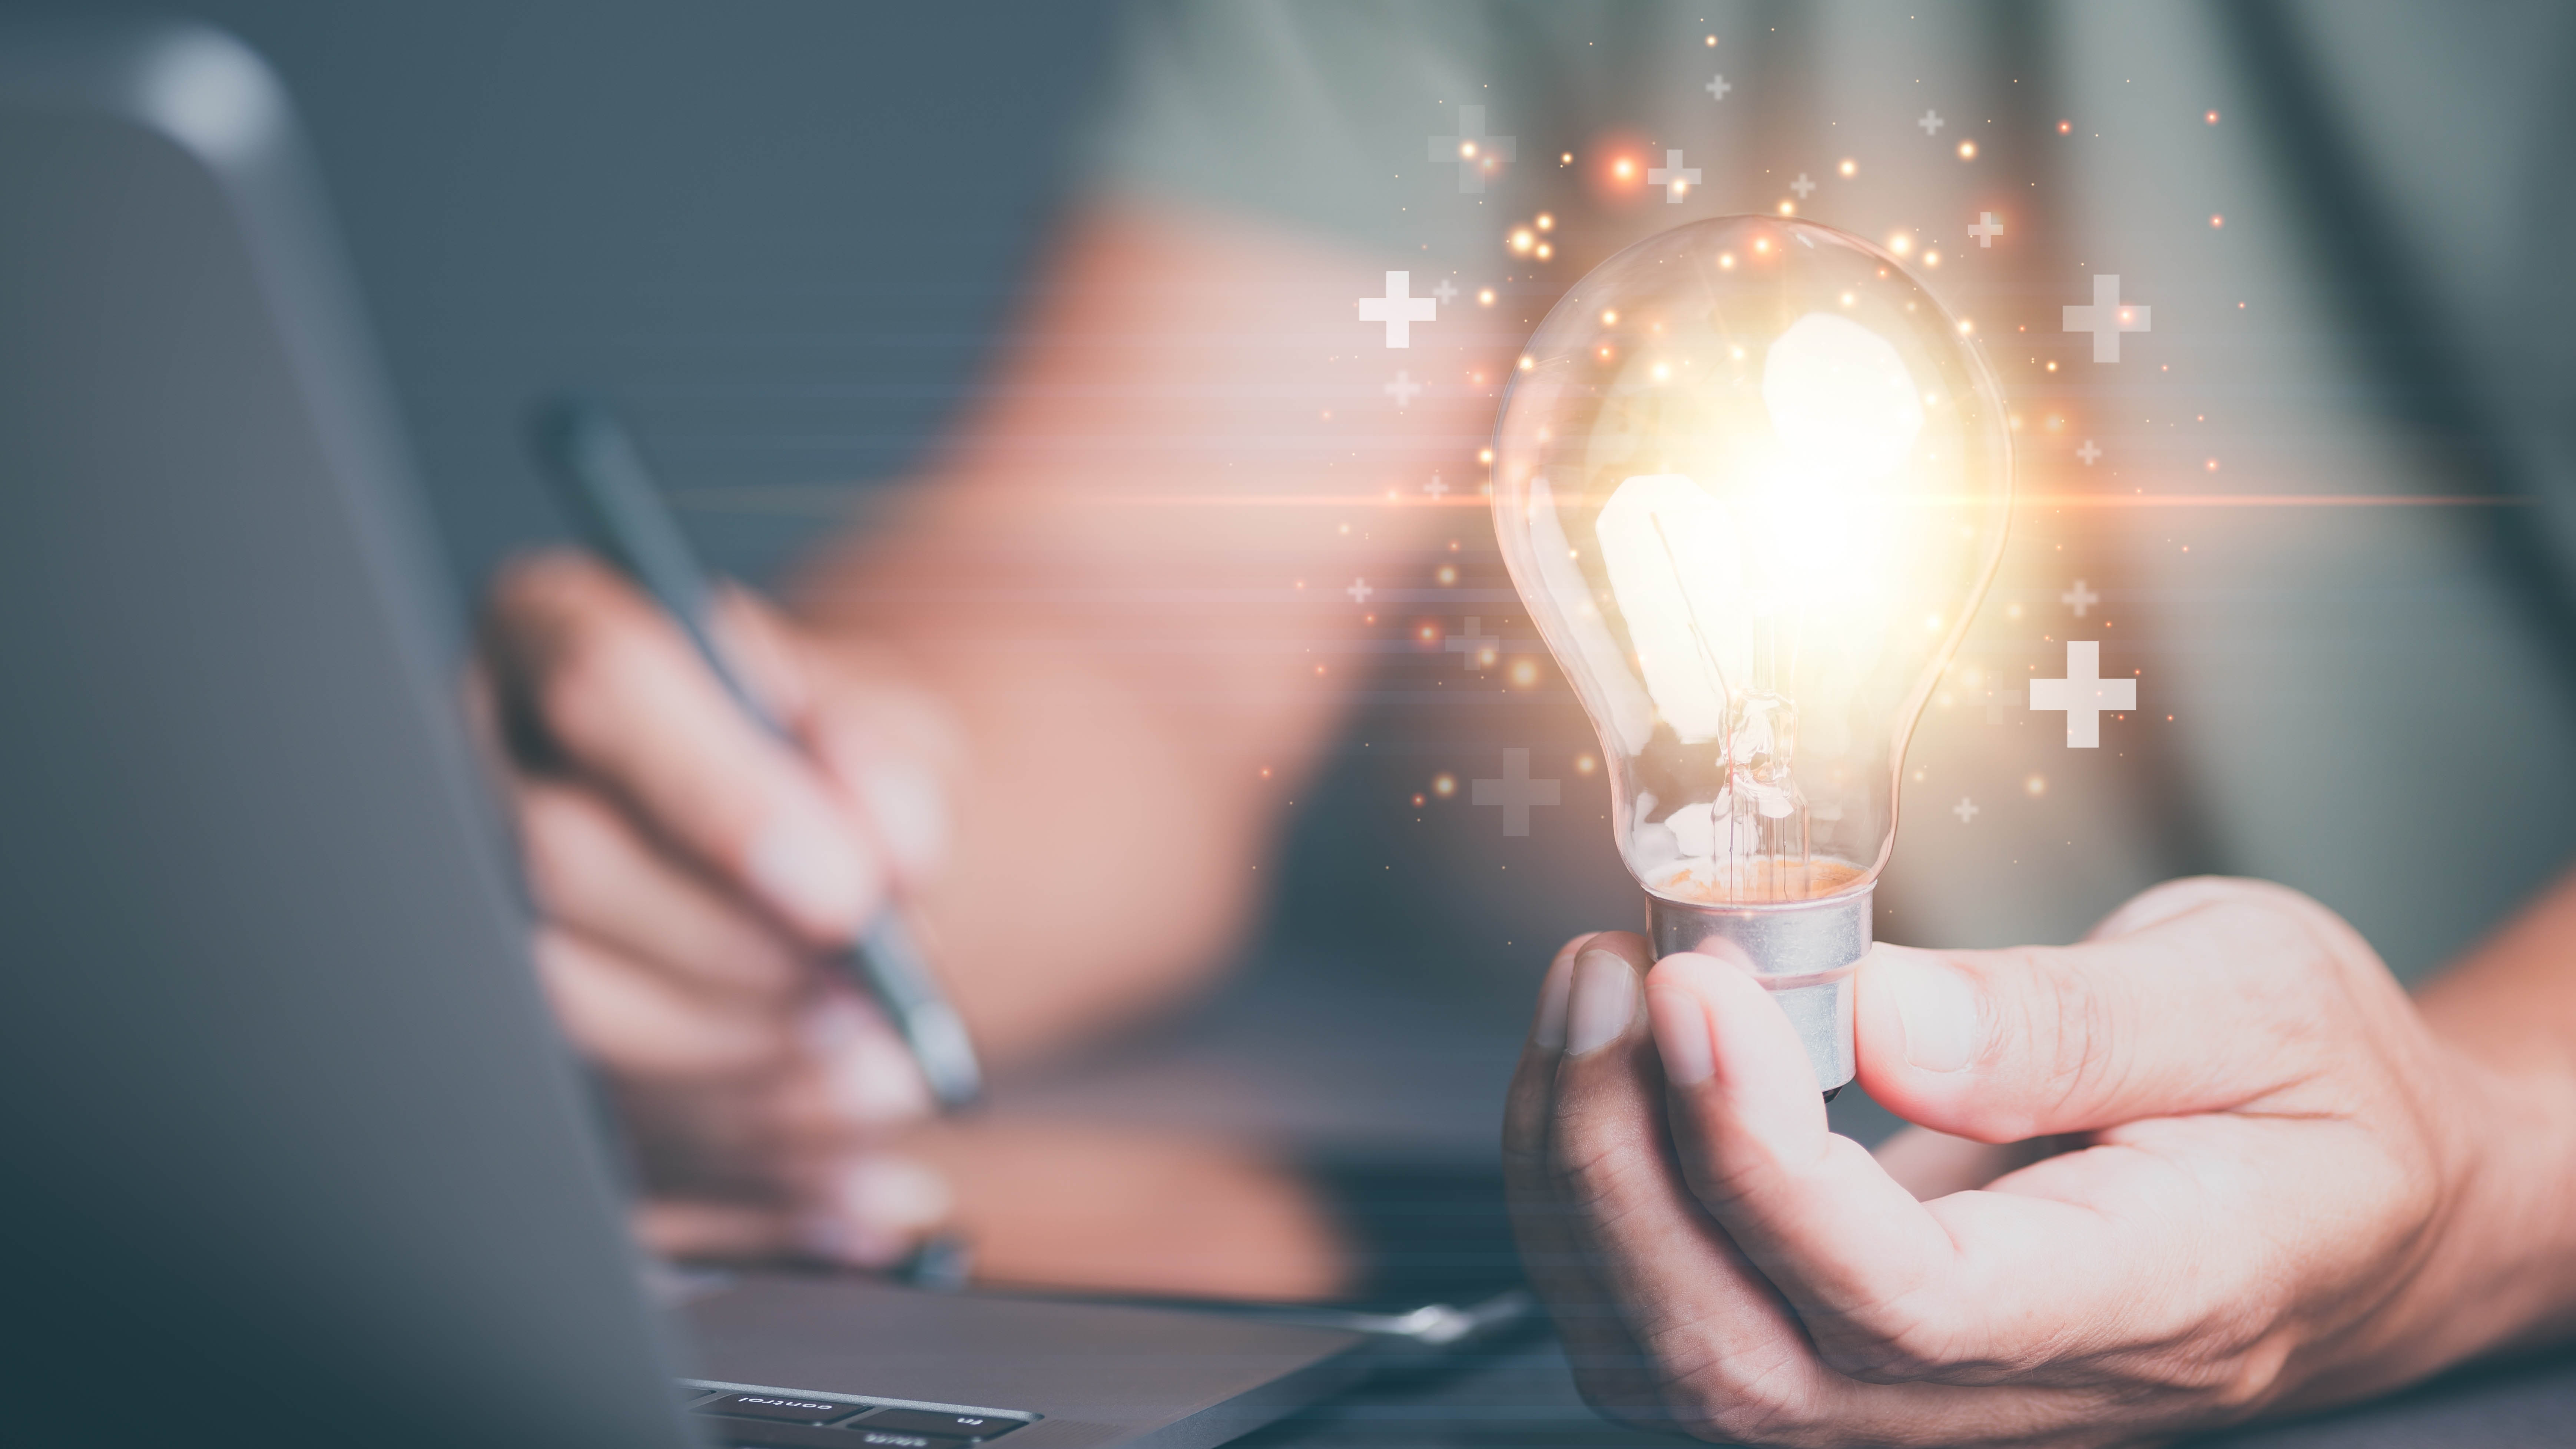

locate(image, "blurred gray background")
[[114, 0, 1115, 587]]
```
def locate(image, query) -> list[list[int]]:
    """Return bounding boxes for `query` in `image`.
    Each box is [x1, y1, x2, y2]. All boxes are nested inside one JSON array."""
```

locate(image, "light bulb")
[[1491, 217, 2009, 1095]]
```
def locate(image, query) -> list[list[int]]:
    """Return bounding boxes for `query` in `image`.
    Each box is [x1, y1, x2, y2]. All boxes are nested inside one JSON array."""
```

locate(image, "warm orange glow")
[[1837, 158, 1857, 176], [1956, 140, 1977, 160]]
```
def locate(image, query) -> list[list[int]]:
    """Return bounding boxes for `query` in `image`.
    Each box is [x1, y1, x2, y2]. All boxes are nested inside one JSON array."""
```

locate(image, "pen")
[[529, 395, 983, 1111]]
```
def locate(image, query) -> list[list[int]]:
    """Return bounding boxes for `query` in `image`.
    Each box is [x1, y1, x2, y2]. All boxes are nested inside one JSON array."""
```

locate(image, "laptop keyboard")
[[681, 1383, 1037, 1449]]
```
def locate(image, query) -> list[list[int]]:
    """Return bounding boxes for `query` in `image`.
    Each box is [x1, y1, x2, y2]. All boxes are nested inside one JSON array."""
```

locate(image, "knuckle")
[[1801, 1286, 1961, 1382], [535, 613, 658, 747], [1667, 1352, 1815, 1445], [2021, 949, 2124, 1125]]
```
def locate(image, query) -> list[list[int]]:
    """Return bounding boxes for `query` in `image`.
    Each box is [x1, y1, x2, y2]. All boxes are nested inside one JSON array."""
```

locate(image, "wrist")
[[2388, 1041, 2576, 1374]]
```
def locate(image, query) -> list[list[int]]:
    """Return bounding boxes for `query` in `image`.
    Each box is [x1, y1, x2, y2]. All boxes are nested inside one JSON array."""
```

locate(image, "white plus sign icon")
[[2062, 579, 2100, 617], [1472, 749, 1561, 836], [1346, 578, 1373, 604], [1445, 617, 1498, 668], [1423, 473, 1449, 499], [1646, 148, 1701, 203], [1705, 73, 1731, 101], [1968, 211, 2002, 246], [1952, 797, 1980, 823], [2029, 641, 2136, 748], [2076, 438, 2102, 465], [1384, 370, 1423, 407], [1432, 277, 1459, 305], [2063, 274, 2152, 362], [1789, 171, 1818, 199], [1359, 271, 1436, 348], [1428, 105, 1516, 193], [1917, 109, 1946, 136]]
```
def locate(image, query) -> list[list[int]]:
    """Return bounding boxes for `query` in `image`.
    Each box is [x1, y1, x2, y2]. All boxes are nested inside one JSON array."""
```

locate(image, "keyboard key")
[[857, 1409, 1022, 1440], [695, 1392, 858, 1424], [850, 1430, 958, 1449]]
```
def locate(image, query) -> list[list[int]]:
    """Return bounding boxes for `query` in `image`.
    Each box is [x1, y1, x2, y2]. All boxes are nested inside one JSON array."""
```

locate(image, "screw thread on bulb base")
[[1645, 887, 1870, 1094]]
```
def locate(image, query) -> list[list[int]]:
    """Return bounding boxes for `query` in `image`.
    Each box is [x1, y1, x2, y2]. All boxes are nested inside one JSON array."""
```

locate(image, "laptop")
[[0, 17, 1375, 1448]]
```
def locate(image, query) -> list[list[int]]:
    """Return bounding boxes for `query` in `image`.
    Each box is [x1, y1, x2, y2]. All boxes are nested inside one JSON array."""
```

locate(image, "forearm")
[[789, 202, 1506, 1058]]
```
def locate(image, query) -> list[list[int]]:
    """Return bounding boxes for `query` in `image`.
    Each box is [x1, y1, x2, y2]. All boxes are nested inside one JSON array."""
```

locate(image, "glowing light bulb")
[[1490, 217, 2009, 1094]]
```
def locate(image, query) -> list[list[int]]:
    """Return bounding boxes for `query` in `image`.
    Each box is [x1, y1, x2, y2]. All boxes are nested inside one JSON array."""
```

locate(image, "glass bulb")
[[1491, 217, 2009, 1094]]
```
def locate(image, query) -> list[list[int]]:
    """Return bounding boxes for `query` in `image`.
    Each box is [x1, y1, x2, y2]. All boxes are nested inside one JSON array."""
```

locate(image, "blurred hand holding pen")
[[531, 395, 984, 1113]]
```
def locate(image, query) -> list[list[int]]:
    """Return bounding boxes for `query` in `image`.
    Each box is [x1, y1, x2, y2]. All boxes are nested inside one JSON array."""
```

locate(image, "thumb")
[[1852, 883, 2326, 1141]]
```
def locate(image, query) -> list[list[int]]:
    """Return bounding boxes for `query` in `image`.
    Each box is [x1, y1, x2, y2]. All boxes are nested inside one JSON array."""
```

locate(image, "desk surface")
[[1244, 1337, 2576, 1449]]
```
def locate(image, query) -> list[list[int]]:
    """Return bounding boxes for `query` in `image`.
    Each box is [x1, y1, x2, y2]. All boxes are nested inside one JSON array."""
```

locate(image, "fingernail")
[[858, 760, 948, 879], [1532, 952, 1577, 1050], [1648, 980, 1716, 1086], [838, 1155, 951, 1228], [746, 793, 872, 934], [796, 1157, 950, 1267], [1884, 952, 1980, 1073], [1564, 948, 1639, 1057], [812, 1000, 935, 1125]]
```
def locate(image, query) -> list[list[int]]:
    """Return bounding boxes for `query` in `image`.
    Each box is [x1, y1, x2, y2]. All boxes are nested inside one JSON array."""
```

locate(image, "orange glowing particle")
[[2205, 458, 2220, 471], [1508, 228, 1535, 255], [1924, 250, 1942, 267], [1559, 151, 1572, 165], [2046, 361, 2058, 372], [1459, 140, 1478, 159], [1534, 242, 1552, 260], [2204, 109, 2220, 124], [1777, 199, 1796, 215], [2209, 213, 2224, 228], [1956, 318, 1975, 335], [1432, 774, 1458, 798], [1516, 354, 1533, 370], [1535, 213, 1555, 231], [1509, 659, 1539, 687], [1887, 232, 1912, 255], [1718, 252, 1736, 268], [2025, 774, 2048, 797], [1436, 564, 1458, 585], [1575, 755, 1598, 775], [1614, 158, 1635, 178], [1957, 140, 1977, 160], [1837, 158, 1857, 177], [1260, 767, 1273, 778], [2057, 119, 2072, 134], [1754, 238, 1771, 253], [1478, 447, 1494, 463], [1412, 793, 1426, 807], [1599, 309, 1618, 325], [1478, 288, 1496, 305]]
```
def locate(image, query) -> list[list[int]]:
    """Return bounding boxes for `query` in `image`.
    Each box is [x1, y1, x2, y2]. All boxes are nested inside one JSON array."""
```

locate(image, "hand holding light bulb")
[[1491, 217, 2010, 1095], [1495, 221, 2576, 1443]]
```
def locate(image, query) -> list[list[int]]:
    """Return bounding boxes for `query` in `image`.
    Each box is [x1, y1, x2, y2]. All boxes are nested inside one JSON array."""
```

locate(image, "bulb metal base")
[[1646, 887, 1872, 1094]]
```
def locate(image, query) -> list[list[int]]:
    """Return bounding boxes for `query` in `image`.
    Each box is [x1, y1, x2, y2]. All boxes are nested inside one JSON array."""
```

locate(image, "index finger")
[[482, 551, 882, 943]]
